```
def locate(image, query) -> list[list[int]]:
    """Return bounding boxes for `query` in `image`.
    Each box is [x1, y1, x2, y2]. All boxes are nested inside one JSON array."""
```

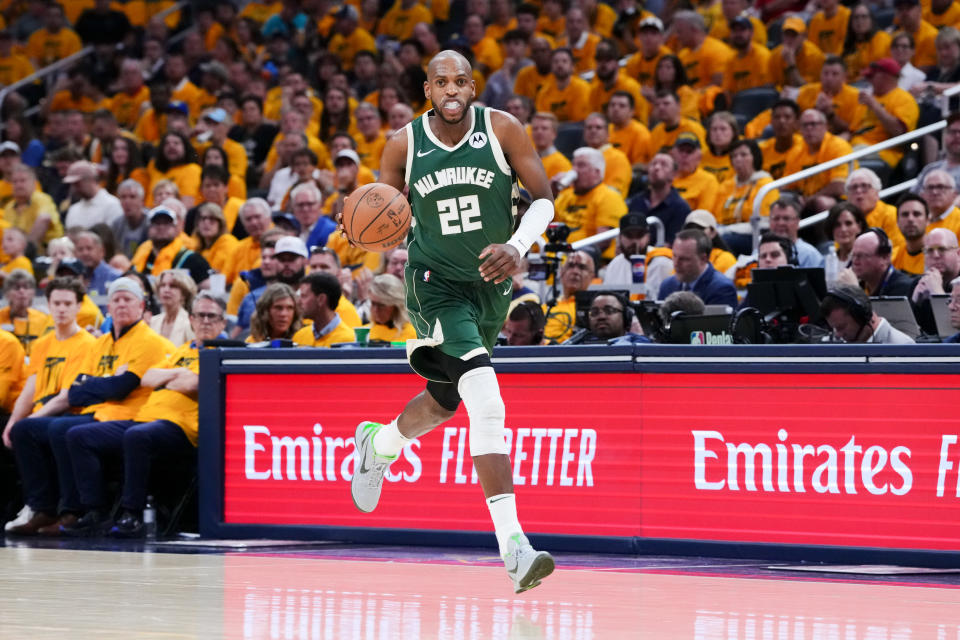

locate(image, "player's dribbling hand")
[[478, 244, 522, 284]]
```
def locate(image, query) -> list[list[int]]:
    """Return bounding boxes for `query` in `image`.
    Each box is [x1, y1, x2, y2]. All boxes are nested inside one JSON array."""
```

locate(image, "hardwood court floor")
[[2, 543, 960, 639]]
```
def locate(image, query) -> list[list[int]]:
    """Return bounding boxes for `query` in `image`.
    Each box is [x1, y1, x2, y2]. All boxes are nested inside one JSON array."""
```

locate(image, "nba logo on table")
[[690, 331, 705, 345], [470, 132, 487, 148]]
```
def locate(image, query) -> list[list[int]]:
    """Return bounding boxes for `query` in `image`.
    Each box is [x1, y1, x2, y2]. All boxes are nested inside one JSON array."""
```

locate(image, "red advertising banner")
[[222, 371, 960, 550], [223, 372, 642, 536]]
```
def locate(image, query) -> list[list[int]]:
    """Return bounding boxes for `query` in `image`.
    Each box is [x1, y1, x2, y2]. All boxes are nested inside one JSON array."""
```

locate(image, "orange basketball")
[[342, 183, 412, 253]]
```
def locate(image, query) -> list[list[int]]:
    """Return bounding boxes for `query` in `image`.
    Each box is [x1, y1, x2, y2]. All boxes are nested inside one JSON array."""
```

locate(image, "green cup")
[[354, 326, 370, 346]]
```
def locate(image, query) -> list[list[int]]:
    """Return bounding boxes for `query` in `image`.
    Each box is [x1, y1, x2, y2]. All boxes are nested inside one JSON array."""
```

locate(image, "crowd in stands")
[[1, 0, 960, 534]]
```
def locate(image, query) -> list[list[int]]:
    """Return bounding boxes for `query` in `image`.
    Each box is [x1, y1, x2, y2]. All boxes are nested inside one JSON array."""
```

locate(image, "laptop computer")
[[870, 296, 921, 339], [930, 294, 955, 339]]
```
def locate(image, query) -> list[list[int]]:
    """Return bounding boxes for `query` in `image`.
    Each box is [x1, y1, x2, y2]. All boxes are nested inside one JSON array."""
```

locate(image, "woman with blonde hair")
[[149, 269, 197, 345], [248, 282, 302, 342], [189, 202, 238, 279], [150, 179, 180, 207], [364, 274, 416, 343]]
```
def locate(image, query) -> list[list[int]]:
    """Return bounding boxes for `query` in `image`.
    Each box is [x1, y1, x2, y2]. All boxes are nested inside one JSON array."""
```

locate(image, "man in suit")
[[657, 229, 738, 307], [845, 228, 917, 297]]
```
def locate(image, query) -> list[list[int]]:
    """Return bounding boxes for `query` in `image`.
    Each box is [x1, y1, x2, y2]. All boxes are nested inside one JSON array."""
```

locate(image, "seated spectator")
[[769, 195, 826, 269], [715, 139, 778, 226], [582, 112, 632, 198], [193, 108, 248, 181], [894, 0, 938, 68], [738, 232, 796, 310], [701, 112, 738, 185], [304, 246, 363, 328], [534, 48, 590, 123], [796, 56, 859, 135], [921, 170, 960, 238], [65, 291, 227, 538], [566, 292, 641, 344], [105, 178, 145, 260], [53, 260, 105, 333], [683, 210, 737, 278], [0, 320, 23, 419], [553, 147, 627, 258], [4, 163, 60, 250], [602, 212, 674, 297], [892, 194, 932, 275], [248, 282, 302, 343], [838, 228, 916, 296], [722, 12, 772, 98], [625, 17, 671, 89], [227, 198, 274, 285], [228, 229, 285, 334], [911, 228, 960, 334], [292, 273, 355, 347], [627, 153, 691, 244], [186, 164, 244, 235], [671, 133, 719, 214], [543, 250, 596, 343], [769, 17, 825, 88], [63, 161, 124, 230], [481, 30, 531, 111], [710, 0, 767, 47], [850, 58, 919, 168], [1, 227, 31, 280], [842, 3, 892, 82], [364, 274, 416, 343], [649, 90, 706, 155], [132, 202, 212, 288], [890, 32, 926, 92], [759, 99, 803, 180], [658, 229, 738, 306], [353, 102, 386, 172], [0, 31, 34, 91], [673, 10, 733, 89], [825, 201, 868, 266], [149, 270, 197, 346], [531, 112, 573, 181], [809, 0, 850, 56], [785, 109, 853, 200], [846, 168, 902, 247], [820, 284, 914, 344], [107, 59, 150, 132], [606, 91, 650, 167], [501, 300, 547, 346], [26, 3, 82, 69], [146, 132, 202, 208], [7, 277, 173, 536], [514, 36, 553, 103], [0, 269, 49, 356], [72, 231, 121, 295], [228, 95, 279, 189], [588, 39, 643, 125], [265, 138, 313, 209], [913, 112, 960, 195], [190, 202, 238, 281]]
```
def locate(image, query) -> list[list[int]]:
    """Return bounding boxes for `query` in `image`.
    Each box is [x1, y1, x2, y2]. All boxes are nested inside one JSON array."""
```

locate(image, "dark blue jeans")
[[67, 419, 194, 511], [10, 414, 94, 514]]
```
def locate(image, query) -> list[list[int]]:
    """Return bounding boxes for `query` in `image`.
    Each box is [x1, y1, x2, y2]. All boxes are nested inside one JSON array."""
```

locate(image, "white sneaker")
[[503, 533, 555, 593], [4, 505, 33, 532], [351, 421, 396, 513]]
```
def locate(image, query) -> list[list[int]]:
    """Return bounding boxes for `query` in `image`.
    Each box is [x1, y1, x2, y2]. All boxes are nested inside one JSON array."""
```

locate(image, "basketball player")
[[350, 50, 557, 593]]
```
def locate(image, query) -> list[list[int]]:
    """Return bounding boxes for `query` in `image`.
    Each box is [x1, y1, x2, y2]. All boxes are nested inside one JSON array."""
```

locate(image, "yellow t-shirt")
[[146, 161, 203, 206], [674, 167, 720, 213], [851, 87, 919, 167], [134, 108, 166, 144], [4, 191, 63, 247], [0, 54, 34, 87], [108, 86, 151, 130], [808, 6, 851, 55], [355, 131, 386, 171], [701, 147, 732, 184], [624, 46, 673, 88], [557, 32, 601, 74], [171, 78, 205, 119], [759, 134, 804, 180], [377, 2, 433, 41], [26, 329, 96, 414], [609, 120, 651, 165], [292, 319, 356, 347], [542, 295, 576, 343], [714, 174, 779, 224], [796, 83, 861, 131], [723, 44, 773, 95], [710, 247, 737, 276], [678, 36, 734, 89], [226, 236, 262, 286], [73, 320, 175, 422], [541, 150, 573, 180], [588, 74, 644, 123], [239, 1, 282, 24], [0, 329, 23, 412], [327, 27, 376, 71], [601, 145, 633, 199], [905, 20, 939, 68], [48, 90, 104, 113], [844, 31, 893, 82], [866, 201, 904, 249], [264, 132, 332, 173], [709, 15, 768, 48], [0, 306, 51, 357], [891, 245, 925, 275], [536, 15, 565, 40], [513, 65, 552, 102], [135, 342, 201, 446], [325, 230, 381, 272], [649, 118, 707, 155], [534, 76, 591, 123], [366, 321, 416, 343], [554, 182, 627, 258], [928, 207, 960, 239], [924, 2, 960, 28], [198, 232, 239, 281], [194, 138, 248, 181], [768, 41, 826, 88], [471, 36, 503, 75], [25, 28, 82, 67], [784, 132, 853, 197]]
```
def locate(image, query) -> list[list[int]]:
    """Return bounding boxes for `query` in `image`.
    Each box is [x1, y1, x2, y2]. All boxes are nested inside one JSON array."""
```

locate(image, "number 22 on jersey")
[[438, 195, 483, 235]]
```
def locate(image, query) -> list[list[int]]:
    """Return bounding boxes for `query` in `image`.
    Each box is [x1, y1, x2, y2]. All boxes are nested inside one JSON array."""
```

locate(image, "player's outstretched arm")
[[478, 111, 556, 284]]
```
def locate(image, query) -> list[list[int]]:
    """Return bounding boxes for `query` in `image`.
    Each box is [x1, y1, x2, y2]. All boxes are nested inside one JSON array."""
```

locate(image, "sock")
[[486, 493, 523, 556], [372, 418, 408, 458]]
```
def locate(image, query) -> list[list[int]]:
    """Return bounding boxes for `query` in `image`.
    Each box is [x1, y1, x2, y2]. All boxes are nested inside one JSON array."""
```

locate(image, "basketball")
[[342, 183, 412, 253]]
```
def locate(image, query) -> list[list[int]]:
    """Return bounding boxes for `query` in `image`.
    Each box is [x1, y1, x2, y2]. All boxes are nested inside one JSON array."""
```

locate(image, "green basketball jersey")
[[405, 105, 518, 281]]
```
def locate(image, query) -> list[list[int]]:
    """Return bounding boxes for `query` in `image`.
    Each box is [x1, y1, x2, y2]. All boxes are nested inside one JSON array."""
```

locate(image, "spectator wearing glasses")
[[920, 170, 960, 238], [912, 228, 960, 307], [889, 33, 926, 92], [543, 250, 597, 344], [785, 109, 852, 201], [64, 292, 228, 538], [892, 194, 932, 275], [838, 228, 917, 297], [290, 182, 337, 252], [845, 168, 903, 249]]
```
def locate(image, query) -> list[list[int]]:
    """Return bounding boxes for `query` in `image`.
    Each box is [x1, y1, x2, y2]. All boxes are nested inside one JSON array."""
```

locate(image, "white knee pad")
[[458, 366, 509, 456]]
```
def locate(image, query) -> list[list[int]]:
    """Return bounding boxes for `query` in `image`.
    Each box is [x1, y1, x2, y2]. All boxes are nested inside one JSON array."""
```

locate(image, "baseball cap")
[[107, 276, 144, 302], [334, 4, 358, 20], [55, 258, 86, 276], [684, 209, 718, 230], [620, 212, 649, 233], [62, 160, 99, 184], [334, 149, 361, 166], [865, 57, 901, 77], [271, 211, 303, 234], [147, 205, 177, 223], [200, 60, 229, 81], [638, 16, 664, 32], [730, 12, 753, 29], [0, 140, 20, 155], [166, 100, 189, 116], [274, 235, 309, 258], [202, 107, 229, 124], [782, 16, 806, 34], [674, 132, 701, 149]]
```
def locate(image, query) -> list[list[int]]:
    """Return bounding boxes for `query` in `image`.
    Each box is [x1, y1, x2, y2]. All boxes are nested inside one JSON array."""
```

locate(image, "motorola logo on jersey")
[[469, 132, 487, 149]]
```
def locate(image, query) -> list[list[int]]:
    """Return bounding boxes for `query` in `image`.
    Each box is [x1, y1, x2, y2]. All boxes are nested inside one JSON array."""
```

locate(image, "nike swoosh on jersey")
[[417, 149, 435, 157]]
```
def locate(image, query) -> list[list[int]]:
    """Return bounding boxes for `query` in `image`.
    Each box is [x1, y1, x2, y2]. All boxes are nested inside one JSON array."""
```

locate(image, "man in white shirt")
[[62, 161, 123, 229]]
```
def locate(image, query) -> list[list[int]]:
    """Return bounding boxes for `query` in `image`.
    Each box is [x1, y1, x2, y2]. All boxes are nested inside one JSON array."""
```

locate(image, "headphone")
[[513, 300, 546, 344], [824, 287, 872, 328], [868, 226, 892, 257], [598, 292, 634, 329]]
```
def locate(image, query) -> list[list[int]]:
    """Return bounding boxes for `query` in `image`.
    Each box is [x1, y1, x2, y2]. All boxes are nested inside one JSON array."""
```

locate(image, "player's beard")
[[434, 97, 472, 125]]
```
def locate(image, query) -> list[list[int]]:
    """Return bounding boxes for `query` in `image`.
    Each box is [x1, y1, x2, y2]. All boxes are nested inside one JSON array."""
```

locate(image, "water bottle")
[[555, 170, 577, 189], [144, 495, 157, 540], [629, 254, 646, 284], [824, 245, 839, 285]]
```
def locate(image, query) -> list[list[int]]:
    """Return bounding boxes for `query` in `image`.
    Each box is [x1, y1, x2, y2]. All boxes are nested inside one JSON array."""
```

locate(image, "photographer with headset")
[[820, 284, 914, 344]]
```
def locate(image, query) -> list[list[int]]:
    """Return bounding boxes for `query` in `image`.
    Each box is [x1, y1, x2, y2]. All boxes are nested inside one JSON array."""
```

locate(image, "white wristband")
[[506, 198, 554, 257]]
